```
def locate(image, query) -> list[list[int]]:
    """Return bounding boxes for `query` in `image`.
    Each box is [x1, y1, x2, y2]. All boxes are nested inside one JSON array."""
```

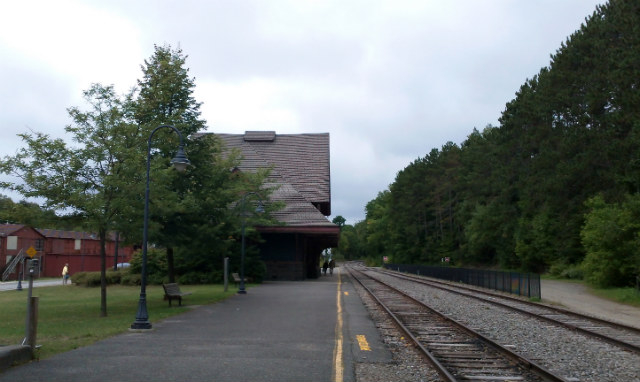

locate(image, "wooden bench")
[[162, 283, 192, 307], [231, 272, 252, 286], [231, 273, 241, 286]]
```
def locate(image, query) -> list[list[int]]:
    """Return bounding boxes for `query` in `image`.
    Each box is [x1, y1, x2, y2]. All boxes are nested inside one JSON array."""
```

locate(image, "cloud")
[[0, 0, 606, 226]]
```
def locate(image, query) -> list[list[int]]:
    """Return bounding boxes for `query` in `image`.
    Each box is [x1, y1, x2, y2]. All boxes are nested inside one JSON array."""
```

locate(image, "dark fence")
[[384, 264, 541, 299]]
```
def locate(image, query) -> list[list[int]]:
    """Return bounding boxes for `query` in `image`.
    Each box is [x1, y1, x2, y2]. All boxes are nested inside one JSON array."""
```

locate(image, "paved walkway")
[[0, 279, 64, 292], [0, 268, 392, 382], [541, 279, 640, 329]]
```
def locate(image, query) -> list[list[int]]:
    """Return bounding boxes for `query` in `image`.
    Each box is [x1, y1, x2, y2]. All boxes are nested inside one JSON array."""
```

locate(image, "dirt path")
[[541, 279, 640, 329]]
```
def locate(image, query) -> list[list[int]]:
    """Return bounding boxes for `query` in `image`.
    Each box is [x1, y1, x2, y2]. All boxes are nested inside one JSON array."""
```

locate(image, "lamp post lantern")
[[238, 192, 264, 294], [131, 125, 190, 330]]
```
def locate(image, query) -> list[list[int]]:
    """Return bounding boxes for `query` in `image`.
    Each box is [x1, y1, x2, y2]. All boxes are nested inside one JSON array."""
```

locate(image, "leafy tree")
[[338, 221, 368, 261], [581, 194, 640, 287], [131, 44, 273, 281], [357, 0, 640, 275], [0, 195, 61, 228], [364, 191, 394, 261], [332, 215, 346, 229], [0, 84, 137, 316]]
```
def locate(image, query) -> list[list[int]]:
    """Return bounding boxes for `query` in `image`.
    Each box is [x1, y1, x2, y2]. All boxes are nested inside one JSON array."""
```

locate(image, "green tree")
[[0, 195, 62, 228], [581, 194, 640, 287], [357, 0, 640, 273], [130, 44, 206, 282], [131, 44, 273, 282], [0, 84, 138, 316], [332, 215, 346, 229]]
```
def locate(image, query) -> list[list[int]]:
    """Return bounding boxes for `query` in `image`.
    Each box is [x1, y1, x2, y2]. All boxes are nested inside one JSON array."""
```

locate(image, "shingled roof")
[[0, 224, 26, 237], [208, 131, 335, 228], [36, 229, 100, 240]]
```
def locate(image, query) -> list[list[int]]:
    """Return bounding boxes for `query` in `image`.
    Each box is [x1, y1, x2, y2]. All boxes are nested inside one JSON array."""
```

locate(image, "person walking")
[[62, 263, 69, 285]]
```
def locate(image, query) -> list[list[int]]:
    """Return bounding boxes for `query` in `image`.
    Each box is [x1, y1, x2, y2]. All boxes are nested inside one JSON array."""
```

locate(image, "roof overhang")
[[257, 225, 340, 247]]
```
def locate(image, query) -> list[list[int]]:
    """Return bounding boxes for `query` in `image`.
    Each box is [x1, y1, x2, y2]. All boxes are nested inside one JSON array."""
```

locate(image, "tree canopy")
[[340, 0, 640, 287], [0, 44, 272, 315]]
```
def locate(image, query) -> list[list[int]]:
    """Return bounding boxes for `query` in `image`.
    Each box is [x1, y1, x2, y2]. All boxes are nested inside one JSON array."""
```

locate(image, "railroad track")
[[374, 267, 640, 355], [346, 265, 568, 382]]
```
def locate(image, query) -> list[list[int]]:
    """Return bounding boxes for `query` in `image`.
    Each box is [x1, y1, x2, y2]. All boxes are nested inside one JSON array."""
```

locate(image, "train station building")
[[214, 131, 340, 280]]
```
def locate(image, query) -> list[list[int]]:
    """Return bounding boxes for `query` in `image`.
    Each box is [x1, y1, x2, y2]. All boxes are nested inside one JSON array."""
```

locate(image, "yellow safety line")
[[356, 335, 371, 351], [333, 270, 344, 382]]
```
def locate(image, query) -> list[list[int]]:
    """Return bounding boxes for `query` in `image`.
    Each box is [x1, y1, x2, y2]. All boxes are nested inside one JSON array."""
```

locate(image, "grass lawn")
[[0, 283, 237, 359], [589, 286, 640, 307]]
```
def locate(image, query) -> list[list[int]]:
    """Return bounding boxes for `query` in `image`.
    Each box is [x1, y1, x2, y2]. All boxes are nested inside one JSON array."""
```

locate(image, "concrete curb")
[[0, 345, 33, 371]]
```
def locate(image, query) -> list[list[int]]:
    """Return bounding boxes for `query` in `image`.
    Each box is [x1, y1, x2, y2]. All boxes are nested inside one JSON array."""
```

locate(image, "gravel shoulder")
[[541, 278, 640, 329]]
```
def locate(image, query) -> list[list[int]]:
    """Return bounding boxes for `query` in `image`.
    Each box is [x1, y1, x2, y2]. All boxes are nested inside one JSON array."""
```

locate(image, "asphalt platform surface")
[[0, 267, 392, 382]]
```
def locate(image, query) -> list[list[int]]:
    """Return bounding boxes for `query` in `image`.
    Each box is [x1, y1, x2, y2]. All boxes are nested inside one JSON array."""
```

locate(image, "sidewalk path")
[[541, 279, 640, 329], [0, 279, 64, 292], [0, 268, 391, 382]]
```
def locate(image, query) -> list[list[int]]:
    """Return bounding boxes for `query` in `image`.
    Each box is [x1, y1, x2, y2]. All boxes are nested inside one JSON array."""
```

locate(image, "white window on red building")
[[7, 236, 17, 250]]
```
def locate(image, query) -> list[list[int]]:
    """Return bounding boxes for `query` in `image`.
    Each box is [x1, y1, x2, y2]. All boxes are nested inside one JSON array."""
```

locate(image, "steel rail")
[[378, 268, 640, 354], [347, 265, 568, 382]]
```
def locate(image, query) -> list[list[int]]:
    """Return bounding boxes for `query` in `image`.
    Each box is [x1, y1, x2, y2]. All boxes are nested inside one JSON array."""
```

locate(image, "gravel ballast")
[[351, 268, 640, 382]]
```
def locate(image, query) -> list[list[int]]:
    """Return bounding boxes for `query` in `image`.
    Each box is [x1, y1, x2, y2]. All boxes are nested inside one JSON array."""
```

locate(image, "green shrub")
[[129, 248, 168, 283], [244, 259, 267, 283], [549, 263, 584, 280], [177, 270, 224, 285], [147, 273, 168, 285], [70, 272, 88, 285], [106, 270, 122, 284], [83, 272, 102, 287], [71, 270, 125, 287], [364, 256, 382, 267], [120, 273, 141, 286], [581, 195, 640, 287]]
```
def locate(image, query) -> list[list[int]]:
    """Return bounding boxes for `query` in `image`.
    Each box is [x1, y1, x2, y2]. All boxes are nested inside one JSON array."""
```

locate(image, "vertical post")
[[224, 257, 229, 292], [26, 296, 38, 350], [131, 125, 189, 330], [236, 192, 264, 295], [113, 231, 120, 271], [23, 261, 36, 345], [238, 220, 247, 294], [131, 138, 154, 329], [17, 270, 23, 291]]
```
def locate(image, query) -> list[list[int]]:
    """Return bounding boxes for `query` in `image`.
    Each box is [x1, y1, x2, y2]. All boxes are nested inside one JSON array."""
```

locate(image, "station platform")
[[0, 267, 393, 382]]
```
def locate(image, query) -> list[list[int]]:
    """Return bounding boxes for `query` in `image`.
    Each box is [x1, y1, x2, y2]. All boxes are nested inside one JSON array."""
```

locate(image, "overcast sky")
[[1, 0, 604, 225]]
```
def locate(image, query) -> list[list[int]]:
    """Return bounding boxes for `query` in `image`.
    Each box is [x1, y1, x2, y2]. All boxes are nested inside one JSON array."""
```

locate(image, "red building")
[[1, 224, 134, 280], [0, 224, 45, 279], [37, 229, 134, 278]]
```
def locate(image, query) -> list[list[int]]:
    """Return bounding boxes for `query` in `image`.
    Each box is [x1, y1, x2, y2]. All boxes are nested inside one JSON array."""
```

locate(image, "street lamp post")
[[131, 125, 190, 330], [238, 192, 264, 294]]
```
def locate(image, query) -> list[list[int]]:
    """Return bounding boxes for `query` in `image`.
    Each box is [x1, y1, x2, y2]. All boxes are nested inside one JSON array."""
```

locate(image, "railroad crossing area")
[[0, 267, 392, 382]]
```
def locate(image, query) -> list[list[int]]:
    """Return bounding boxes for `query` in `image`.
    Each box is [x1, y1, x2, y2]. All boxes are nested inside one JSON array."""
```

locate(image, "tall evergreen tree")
[[356, 0, 640, 283], [131, 44, 270, 281]]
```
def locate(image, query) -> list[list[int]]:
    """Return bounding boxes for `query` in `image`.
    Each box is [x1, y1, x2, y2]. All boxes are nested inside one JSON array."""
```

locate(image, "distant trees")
[[0, 195, 60, 228], [341, 0, 640, 287]]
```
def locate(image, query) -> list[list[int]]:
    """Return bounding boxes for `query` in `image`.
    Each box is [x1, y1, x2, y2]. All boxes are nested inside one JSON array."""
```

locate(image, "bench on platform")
[[162, 283, 192, 307], [231, 272, 252, 286], [231, 273, 241, 286]]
